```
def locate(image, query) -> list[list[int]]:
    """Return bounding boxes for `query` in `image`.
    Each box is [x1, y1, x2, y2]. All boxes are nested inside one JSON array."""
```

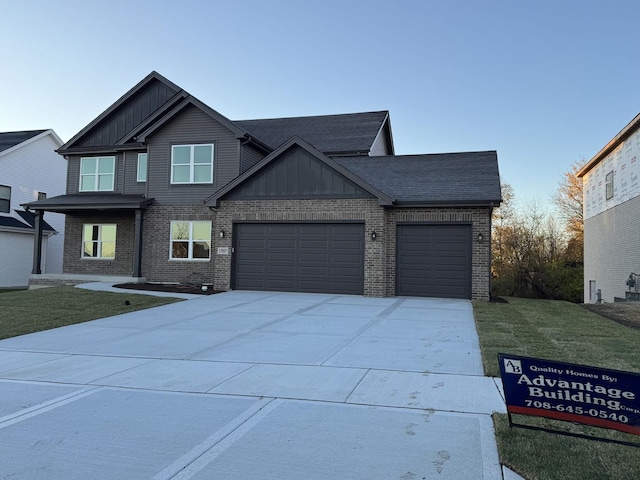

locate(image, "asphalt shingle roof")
[[235, 111, 388, 154], [335, 151, 502, 204], [0, 130, 47, 153], [0, 211, 55, 231]]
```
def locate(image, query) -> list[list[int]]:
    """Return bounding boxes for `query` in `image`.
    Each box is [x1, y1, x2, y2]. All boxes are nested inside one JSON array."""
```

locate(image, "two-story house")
[[0, 129, 65, 288], [578, 113, 640, 303], [25, 72, 501, 300]]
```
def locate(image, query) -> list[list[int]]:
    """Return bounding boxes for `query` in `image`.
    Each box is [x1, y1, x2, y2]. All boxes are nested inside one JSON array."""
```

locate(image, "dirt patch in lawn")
[[581, 302, 640, 329], [113, 283, 223, 295]]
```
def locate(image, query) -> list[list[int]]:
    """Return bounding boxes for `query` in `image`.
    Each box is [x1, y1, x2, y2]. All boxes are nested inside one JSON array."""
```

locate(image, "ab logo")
[[503, 359, 522, 374]]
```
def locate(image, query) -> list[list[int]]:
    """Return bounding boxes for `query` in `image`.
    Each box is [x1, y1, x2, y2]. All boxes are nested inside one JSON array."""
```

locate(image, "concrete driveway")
[[0, 288, 507, 479]]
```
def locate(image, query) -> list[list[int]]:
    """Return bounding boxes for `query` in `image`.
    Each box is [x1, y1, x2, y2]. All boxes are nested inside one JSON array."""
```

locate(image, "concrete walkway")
[[0, 285, 514, 479]]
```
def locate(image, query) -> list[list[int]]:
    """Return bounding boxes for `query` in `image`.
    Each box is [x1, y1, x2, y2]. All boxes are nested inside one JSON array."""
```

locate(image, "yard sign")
[[498, 354, 640, 436]]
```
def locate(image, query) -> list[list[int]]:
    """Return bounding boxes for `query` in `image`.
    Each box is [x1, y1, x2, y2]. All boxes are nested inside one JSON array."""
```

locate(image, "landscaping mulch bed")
[[113, 283, 222, 295]]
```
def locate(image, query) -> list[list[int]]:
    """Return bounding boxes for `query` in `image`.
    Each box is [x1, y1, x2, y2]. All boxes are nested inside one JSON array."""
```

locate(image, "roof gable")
[[206, 137, 393, 207], [235, 111, 391, 156], [59, 72, 184, 152], [134, 95, 258, 146]]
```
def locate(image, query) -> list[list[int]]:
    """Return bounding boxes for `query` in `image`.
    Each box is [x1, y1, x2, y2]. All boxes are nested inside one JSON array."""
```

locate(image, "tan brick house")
[[26, 72, 501, 300]]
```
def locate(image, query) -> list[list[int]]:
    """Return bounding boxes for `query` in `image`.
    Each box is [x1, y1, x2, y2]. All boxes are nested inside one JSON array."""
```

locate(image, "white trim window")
[[0, 185, 10, 213], [82, 224, 116, 259], [137, 153, 148, 182], [171, 144, 214, 184], [80, 156, 115, 192], [170, 221, 211, 260]]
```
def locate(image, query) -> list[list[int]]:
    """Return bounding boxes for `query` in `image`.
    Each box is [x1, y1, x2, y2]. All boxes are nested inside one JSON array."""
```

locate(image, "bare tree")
[[553, 160, 584, 247]]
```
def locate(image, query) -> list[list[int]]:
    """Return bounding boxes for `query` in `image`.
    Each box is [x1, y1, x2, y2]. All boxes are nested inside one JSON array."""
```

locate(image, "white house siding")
[[0, 232, 49, 287], [0, 132, 65, 285], [584, 196, 640, 303]]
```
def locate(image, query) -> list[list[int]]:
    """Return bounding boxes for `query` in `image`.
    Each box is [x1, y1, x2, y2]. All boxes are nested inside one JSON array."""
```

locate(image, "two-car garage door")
[[233, 222, 472, 298], [233, 223, 365, 295]]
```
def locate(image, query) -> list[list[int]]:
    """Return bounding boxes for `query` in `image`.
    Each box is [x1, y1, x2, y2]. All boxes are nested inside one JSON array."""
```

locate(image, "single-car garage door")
[[233, 223, 364, 295], [396, 224, 472, 299]]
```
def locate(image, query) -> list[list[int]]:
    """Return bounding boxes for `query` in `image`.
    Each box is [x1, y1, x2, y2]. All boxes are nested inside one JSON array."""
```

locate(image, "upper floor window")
[[137, 153, 148, 183], [171, 144, 214, 184], [82, 224, 116, 259], [80, 156, 115, 192], [0, 185, 10, 213], [37, 192, 47, 201], [170, 220, 211, 260], [605, 170, 614, 200]]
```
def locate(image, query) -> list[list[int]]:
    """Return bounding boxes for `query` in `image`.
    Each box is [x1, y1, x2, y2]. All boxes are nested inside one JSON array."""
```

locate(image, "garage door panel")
[[396, 225, 471, 299], [234, 223, 364, 294], [266, 266, 296, 275]]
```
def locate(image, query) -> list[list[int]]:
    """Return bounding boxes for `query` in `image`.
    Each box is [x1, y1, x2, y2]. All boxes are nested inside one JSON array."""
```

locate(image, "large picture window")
[[83, 224, 116, 259], [171, 144, 214, 184], [170, 221, 211, 260], [0, 185, 10, 213], [80, 156, 115, 191]]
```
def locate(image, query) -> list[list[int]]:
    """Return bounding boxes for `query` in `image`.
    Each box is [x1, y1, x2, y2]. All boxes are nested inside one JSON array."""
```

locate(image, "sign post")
[[498, 354, 640, 442]]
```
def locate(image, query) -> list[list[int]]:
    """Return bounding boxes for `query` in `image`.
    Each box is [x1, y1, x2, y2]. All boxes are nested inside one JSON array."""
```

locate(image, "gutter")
[[577, 113, 640, 178]]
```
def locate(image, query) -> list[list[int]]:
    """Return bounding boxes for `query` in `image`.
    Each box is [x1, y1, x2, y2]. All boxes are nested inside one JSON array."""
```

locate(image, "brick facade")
[[215, 199, 492, 300], [63, 213, 136, 276], [59, 201, 492, 300], [141, 204, 216, 284]]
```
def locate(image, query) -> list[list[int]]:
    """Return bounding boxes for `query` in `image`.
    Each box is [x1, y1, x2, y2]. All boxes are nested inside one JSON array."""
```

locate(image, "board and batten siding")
[[146, 105, 240, 205]]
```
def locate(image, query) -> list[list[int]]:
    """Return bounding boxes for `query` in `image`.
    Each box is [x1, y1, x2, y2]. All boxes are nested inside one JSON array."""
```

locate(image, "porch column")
[[133, 209, 144, 277], [31, 210, 44, 274]]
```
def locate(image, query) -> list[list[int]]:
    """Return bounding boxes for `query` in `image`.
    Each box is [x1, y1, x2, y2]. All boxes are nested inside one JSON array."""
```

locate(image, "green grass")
[[0, 286, 183, 340], [473, 297, 640, 480]]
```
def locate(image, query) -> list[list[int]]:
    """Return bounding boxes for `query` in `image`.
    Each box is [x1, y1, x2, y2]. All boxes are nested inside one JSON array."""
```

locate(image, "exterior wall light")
[[477, 232, 483, 243], [219, 230, 225, 239], [371, 231, 377, 241]]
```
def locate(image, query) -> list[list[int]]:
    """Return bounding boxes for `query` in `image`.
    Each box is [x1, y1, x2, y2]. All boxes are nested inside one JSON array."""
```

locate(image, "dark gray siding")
[[66, 155, 80, 194], [226, 146, 375, 201], [241, 144, 266, 173], [77, 79, 178, 147], [146, 105, 240, 205], [396, 224, 472, 299], [124, 150, 147, 195]]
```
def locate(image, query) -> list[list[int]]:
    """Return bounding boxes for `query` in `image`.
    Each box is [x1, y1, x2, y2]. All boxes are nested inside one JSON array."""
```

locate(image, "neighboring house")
[[0, 130, 65, 287], [25, 72, 501, 300], [577, 113, 640, 303]]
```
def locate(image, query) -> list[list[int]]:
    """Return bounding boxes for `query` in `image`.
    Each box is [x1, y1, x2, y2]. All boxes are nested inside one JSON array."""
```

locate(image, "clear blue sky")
[[2, 0, 639, 209]]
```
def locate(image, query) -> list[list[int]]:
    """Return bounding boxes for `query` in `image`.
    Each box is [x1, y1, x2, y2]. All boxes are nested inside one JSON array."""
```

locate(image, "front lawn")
[[0, 286, 183, 340], [474, 297, 640, 480]]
